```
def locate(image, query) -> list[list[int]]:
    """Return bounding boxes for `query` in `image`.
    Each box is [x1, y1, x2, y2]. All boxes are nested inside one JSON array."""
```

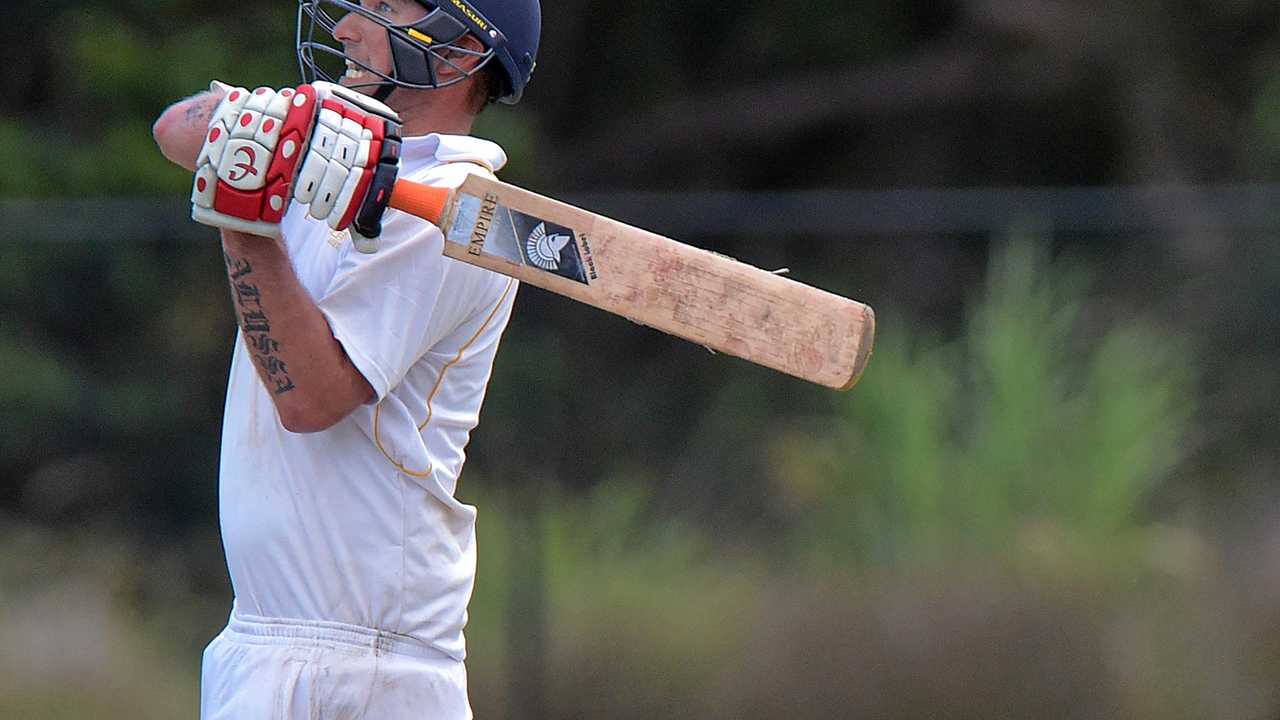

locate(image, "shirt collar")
[[400, 133, 508, 174]]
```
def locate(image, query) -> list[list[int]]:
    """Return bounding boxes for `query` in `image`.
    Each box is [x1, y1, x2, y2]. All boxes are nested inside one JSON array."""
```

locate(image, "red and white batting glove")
[[191, 81, 403, 253]]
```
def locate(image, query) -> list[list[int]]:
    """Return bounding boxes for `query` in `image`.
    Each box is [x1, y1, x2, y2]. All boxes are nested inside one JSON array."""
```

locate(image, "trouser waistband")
[[224, 608, 455, 662]]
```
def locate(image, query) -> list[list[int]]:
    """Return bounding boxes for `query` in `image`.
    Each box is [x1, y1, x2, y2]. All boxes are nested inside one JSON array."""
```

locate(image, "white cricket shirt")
[[217, 133, 516, 662]]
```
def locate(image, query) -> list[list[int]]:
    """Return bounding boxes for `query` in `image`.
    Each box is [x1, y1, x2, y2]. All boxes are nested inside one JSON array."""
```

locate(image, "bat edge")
[[835, 304, 876, 391]]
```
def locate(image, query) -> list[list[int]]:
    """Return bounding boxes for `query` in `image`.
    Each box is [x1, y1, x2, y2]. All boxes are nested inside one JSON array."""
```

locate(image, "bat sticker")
[[448, 192, 591, 285], [525, 223, 571, 270]]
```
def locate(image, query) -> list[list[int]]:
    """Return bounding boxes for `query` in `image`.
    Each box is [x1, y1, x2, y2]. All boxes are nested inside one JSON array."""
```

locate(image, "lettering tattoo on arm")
[[184, 94, 220, 130], [224, 251, 298, 395]]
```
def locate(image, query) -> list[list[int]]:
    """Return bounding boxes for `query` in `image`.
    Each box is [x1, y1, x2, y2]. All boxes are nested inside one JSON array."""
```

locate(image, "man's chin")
[[337, 74, 382, 97]]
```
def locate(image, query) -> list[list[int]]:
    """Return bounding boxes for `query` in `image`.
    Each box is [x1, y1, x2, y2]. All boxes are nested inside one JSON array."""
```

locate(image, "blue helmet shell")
[[441, 0, 540, 104]]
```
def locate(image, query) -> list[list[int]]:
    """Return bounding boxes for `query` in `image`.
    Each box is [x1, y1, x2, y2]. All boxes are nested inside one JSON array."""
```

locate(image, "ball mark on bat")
[[722, 335, 750, 358], [651, 256, 686, 285], [791, 342, 825, 375]]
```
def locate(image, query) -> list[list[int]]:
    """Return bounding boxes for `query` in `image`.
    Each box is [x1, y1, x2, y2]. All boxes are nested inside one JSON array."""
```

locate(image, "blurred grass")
[[458, 241, 1264, 718], [0, 525, 206, 719], [779, 237, 1196, 580], [4, 241, 1276, 718]]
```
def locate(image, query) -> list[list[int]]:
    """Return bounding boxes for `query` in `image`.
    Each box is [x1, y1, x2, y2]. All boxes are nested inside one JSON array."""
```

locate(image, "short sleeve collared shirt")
[[217, 133, 516, 662]]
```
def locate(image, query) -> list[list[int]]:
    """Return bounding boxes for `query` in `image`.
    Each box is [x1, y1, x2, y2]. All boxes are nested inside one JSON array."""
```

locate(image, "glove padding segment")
[[191, 81, 402, 253]]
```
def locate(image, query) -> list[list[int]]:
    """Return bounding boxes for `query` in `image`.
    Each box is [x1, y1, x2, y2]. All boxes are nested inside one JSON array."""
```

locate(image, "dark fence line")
[[6, 184, 1280, 242]]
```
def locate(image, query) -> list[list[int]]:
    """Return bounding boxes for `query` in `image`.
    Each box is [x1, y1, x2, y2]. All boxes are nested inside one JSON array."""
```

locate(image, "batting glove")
[[190, 81, 403, 253]]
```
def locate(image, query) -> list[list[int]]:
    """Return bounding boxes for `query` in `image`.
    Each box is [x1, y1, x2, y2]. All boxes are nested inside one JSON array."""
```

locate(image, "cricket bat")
[[387, 174, 875, 390]]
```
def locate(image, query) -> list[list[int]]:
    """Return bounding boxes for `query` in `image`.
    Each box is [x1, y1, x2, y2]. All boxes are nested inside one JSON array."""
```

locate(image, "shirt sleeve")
[[317, 161, 494, 401], [314, 212, 445, 404]]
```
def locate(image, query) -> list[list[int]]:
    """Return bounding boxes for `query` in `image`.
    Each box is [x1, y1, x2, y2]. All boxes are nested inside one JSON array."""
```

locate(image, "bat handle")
[[388, 180, 452, 226]]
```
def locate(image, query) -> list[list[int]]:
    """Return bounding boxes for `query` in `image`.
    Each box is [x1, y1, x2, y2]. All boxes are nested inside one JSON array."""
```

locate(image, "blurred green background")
[[4, 0, 1280, 717]]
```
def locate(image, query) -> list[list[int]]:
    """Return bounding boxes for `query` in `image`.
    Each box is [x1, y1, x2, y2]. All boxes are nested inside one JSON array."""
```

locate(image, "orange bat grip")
[[388, 180, 451, 226]]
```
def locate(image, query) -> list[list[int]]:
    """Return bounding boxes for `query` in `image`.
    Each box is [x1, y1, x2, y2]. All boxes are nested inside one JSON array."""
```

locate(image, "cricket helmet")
[[297, 0, 541, 105]]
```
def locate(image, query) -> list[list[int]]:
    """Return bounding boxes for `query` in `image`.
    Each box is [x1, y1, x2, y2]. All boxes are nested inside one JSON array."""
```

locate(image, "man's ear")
[[435, 34, 488, 90], [447, 33, 487, 71]]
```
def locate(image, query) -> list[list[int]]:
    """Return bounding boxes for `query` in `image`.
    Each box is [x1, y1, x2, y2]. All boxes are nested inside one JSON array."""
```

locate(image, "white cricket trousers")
[[201, 609, 472, 719]]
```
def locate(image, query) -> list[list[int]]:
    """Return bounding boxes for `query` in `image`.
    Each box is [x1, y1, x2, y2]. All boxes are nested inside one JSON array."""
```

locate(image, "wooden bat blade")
[[389, 175, 875, 390]]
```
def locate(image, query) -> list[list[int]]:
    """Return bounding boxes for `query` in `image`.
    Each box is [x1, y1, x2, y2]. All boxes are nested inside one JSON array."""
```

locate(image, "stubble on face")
[[338, 0, 425, 89]]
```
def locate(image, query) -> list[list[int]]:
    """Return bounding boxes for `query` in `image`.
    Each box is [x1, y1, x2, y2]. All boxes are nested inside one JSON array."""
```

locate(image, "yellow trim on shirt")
[[373, 278, 515, 478]]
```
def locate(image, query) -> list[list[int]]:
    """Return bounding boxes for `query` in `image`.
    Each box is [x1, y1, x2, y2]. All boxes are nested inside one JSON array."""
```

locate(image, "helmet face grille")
[[296, 0, 499, 99]]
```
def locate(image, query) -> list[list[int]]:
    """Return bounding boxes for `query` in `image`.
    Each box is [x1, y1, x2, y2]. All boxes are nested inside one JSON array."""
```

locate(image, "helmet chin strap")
[[373, 31, 398, 104]]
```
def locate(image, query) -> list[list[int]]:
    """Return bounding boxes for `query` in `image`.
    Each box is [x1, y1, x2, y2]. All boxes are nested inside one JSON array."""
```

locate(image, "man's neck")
[[388, 86, 477, 138]]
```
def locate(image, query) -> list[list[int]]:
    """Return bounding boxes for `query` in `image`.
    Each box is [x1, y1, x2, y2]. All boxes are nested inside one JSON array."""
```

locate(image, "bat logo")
[[228, 146, 260, 182], [525, 222, 572, 271]]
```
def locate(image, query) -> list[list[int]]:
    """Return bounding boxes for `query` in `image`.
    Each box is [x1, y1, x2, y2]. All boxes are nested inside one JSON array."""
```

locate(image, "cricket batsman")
[[151, 0, 540, 716]]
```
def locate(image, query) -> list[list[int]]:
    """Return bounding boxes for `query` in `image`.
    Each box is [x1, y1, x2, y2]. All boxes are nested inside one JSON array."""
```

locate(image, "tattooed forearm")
[[224, 251, 297, 396], [184, 95, 219, 129]]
